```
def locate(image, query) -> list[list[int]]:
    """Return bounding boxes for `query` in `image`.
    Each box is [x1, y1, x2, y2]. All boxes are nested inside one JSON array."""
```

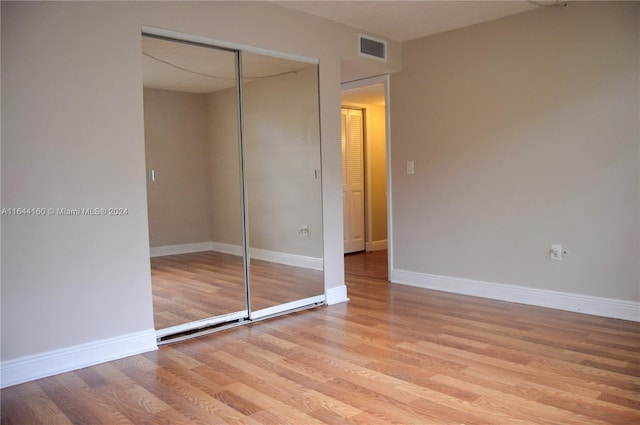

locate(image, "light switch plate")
[[407, 161, 414, 174]]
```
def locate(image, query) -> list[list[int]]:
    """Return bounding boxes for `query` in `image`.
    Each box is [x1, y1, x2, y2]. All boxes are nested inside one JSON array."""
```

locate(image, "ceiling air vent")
[[358, 34, 387, 61]]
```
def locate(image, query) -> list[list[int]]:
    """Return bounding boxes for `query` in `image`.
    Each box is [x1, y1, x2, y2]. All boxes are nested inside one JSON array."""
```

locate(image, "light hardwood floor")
[[2, 250, 639, 424], [151, 251, 324, 330]]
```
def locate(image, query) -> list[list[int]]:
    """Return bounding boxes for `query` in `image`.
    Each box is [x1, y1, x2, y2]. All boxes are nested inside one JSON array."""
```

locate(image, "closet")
[[141, 30, 324, 342]]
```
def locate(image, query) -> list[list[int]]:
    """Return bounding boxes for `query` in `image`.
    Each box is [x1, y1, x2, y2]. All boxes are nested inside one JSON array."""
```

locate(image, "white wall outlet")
[[550, 244, 563, 261], [299, 225, 309, 237]]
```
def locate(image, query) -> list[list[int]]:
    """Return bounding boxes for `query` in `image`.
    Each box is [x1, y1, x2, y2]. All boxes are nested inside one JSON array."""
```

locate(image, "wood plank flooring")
[[3, 250, 640, 424], [151, 251, 324, 329]]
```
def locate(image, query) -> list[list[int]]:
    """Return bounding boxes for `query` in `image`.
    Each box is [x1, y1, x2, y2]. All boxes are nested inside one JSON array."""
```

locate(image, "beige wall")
[[2, 2, 155, 362], [1, 0, 400, 366], [207, 87, 244, 248], [367, 104, 388, 244], [207, 65, 324, 257], [144, 88, 213, 247], [390, 2, 639, 301], [146, 66, 323, 258], [243, 65, 323, 258], [144, 86, 245, 250]]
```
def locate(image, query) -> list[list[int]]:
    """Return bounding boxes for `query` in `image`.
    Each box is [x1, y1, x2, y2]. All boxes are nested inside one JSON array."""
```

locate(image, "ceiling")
[[342, 83, 386, 106], [273, 1, 542, 43], [143, 1, 552, 99], [142, 36, 236, 93], [142, 36, 316, 94], [273, 1, 551, 105]]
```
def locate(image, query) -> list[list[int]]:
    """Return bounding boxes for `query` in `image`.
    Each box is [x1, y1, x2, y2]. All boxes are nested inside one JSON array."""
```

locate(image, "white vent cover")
[[358, 34, 387, 61]]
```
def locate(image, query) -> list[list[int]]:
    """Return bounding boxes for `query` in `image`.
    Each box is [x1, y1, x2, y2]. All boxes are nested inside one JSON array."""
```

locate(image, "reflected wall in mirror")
[[241, 52, 324, 315], [142, 36, 247, 332]]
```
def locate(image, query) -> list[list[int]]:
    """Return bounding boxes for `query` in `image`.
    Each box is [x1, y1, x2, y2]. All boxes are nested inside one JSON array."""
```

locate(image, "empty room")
[[2, 1, 639, 424]]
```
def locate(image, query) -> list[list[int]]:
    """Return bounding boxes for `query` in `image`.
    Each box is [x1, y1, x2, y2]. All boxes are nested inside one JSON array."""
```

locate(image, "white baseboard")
[[0, 329, 157, 389], [210, 242, 243, 256], [249, 247, 323, 271], [325, 285, 349, 305], [150, 242, 212, 257], [391, 269, 640, 322], [367, 239, 388, 251], [152, 241, 323, 270]]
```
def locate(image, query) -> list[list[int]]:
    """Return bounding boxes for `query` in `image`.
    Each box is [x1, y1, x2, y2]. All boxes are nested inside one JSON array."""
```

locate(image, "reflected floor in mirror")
[[151, 251, 324, 330]]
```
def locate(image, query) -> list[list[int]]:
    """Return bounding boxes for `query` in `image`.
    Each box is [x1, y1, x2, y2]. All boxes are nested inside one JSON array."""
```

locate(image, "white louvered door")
[[341, 108, 365, 253]]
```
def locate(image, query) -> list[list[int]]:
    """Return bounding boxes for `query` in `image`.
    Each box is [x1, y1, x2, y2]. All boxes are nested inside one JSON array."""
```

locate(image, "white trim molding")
[[325, 285, 349, 305], [150, 242, 213, 257], [210, 242, 243, 256], [249, 247, 323, 271], [151, 242, 323, 271], [0, 329, 158, 388], [367, 239, 388, 252], [391, 269, 640, 322]]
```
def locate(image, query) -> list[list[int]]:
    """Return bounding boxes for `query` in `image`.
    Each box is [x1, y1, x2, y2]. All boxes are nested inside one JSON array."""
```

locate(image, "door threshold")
[[157, 318, 247, 345]]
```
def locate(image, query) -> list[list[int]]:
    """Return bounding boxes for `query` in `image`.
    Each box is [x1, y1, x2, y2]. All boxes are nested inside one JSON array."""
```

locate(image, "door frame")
[[340, 75, 392, 279]]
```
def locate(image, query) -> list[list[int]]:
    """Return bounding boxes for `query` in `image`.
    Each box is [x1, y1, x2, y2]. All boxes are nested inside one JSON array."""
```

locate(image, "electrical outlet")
[[550, 244, 562, 261], [299, 225, 309, 237]]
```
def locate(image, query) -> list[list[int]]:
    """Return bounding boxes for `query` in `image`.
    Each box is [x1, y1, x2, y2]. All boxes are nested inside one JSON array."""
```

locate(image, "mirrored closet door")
[[141, 31, 325, 341], [241, 51, 325, 319], [142, 35, 247, 339]]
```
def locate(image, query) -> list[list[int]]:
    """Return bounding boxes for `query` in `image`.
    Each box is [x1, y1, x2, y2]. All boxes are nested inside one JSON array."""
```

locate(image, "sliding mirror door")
[[142, 35, 247, 337], [241, 52, 325, 318], [142, 31, 326, 339]]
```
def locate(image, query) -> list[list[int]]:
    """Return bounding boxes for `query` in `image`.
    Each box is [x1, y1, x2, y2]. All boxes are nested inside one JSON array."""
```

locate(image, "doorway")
[[341, 107, 365, 254], [341, 77, 389, 261]]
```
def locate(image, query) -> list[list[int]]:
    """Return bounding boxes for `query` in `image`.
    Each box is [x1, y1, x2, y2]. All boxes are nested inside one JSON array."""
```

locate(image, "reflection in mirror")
[[142, 33, 325, 336], [241, 52, 325, 316], [141, 35, 246, 333]]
